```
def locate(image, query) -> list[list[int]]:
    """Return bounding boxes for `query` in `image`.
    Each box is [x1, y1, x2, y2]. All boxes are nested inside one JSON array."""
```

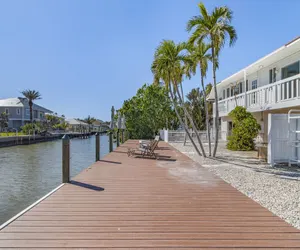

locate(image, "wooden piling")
[[117, 129, 120, 147], [62, 134, 70, 183], [109, 132, 113, 152], [95, 133, 100, 161]]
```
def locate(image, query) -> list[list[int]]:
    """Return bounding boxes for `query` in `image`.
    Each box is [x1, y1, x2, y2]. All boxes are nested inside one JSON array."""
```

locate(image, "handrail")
[[218, 73, 300, 101]]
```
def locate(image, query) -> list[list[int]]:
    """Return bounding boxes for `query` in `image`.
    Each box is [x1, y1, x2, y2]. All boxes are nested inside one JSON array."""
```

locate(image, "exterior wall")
[[0, 104, 49, 129], [218, 51, 300, 98]]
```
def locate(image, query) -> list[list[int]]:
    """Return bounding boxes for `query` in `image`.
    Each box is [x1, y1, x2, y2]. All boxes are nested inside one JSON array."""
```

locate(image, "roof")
[[0, 97, 53, 113], [65, 118, 89, 126], [217, 36, 300, 89], [0, 98, 24, 107]]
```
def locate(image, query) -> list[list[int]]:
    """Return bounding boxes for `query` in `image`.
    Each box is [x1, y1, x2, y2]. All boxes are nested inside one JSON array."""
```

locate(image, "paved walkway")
[[0, 140, 300, 249]]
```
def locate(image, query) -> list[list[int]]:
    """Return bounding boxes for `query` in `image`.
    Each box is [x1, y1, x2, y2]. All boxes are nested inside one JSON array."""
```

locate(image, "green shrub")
[[227, 106, 260, 151], [21, 123, 43, 134]]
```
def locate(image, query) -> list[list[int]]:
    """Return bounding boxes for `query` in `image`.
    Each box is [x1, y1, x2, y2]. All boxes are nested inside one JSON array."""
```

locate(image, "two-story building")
[[0, 97, 52, 130], [208, 37, 300, 143]]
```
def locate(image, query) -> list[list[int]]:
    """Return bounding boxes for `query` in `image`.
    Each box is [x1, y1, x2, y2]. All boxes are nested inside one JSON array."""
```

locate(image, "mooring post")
[[121, 129, 124, 143], [62, 134, 70, 183], [116, 129, 120, 147], [95, 133, 100, 161], [109, 106, 115, 152], [109, 132, 113, 152]]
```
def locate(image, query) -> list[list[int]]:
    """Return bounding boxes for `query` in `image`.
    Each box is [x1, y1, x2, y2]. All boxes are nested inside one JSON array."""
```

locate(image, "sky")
[[0, 0, 299, 121]]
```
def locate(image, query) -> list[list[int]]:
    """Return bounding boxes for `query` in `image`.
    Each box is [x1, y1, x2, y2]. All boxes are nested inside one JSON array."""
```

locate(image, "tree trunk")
[[169, 86, 202, 157], [29, 101, 33, 123], [174, 83, 206, 157], [200, 65, 211, 156], [179, 83, 188, 146], [212, 41, 219, 157]]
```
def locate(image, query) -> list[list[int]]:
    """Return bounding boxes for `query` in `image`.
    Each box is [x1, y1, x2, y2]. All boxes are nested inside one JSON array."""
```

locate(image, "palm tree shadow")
[[70, 180, 105, 191]]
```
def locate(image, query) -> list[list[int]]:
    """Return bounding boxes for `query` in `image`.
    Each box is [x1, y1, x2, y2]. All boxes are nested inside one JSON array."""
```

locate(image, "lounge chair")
[[139, 135, 159, 148], [128, 138, 159, 158]]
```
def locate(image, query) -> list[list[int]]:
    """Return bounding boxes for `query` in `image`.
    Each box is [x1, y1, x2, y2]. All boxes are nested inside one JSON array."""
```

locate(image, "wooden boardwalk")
[[1, 140, 300, 249]]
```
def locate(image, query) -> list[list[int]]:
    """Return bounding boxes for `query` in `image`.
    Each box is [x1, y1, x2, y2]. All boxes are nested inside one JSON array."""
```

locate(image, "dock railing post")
[[95, 133, 100, 161], [117, 129, 120, 147], [109, 105, 115, 152], [109, 132, 113, 152], [62, 134, 70, 183]]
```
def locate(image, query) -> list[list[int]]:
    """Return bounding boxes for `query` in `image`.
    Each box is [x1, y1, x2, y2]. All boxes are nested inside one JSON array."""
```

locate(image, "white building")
[[208, 37, 300, 144]]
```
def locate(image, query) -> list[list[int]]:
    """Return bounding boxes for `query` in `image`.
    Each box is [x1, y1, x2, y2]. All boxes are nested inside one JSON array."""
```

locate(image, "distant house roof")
[[65, 118, 89, 126], [0, 97, 24, 107], [0, 97, 53, 113], [92, 119, 104, 126]]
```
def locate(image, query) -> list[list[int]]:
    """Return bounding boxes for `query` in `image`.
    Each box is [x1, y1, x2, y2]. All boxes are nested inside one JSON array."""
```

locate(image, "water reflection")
[[0, 135, 110, 224]]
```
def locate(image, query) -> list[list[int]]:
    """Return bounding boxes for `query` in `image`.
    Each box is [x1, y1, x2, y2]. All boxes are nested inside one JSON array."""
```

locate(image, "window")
[[5, 108, 9, 114], [227, 88, 230, 98], [252, 80, 258, 89], [282, 61, 299, 79], [26, 109, 30, 115], [239, 82, 243, 94], [231, 88, 234, 96], [16, 108, 20, 115], [269, 68, 276, 83], [222, 89, 225, 99], [251, 80, 258, 104], [246, 80, 249, 91], [40, 112, 43, 119]]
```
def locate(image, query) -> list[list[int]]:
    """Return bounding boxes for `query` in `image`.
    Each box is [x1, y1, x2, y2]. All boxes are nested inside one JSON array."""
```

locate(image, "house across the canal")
[[0, 97, 52, 130]]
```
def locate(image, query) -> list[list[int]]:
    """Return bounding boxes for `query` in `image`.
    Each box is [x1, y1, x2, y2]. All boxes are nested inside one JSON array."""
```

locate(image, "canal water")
[[0, 135, 111, 225]]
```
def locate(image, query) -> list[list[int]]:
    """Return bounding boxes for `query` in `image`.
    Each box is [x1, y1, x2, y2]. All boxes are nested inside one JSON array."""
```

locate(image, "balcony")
[[215, 74, 300, 117]]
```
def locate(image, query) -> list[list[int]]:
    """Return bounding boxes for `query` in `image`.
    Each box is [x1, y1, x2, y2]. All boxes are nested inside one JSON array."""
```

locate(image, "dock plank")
[[0, 140, 299, 248]]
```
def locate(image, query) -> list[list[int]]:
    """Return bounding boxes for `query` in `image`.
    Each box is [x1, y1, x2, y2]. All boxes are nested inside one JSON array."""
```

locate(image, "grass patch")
[[0, 132, 27, 136]]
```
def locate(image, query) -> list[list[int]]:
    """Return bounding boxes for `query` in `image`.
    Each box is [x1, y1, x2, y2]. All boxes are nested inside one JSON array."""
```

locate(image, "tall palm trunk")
[[200, 65, 211, 156], [169, 86, 202, 157], [174, 83, 206, 157], [179, 83, 188, 146], [212, 41, 219, 157], [29, 101, 33, 123]]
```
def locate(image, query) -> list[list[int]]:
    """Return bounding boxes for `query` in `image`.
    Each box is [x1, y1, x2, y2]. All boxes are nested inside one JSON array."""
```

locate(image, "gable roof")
[[0, 97, 24, 107], [65, 118, 89, 126], [0, 97, 53, 113]]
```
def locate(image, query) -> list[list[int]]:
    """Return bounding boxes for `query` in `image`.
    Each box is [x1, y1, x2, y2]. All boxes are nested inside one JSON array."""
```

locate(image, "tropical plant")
[[84, 115, 97, 132], [151, 40, 206, 157], [187, 2, 237, 156], [120, 84, 177, 139], [21, 122, 42, 135], [186, 42, 213, 155], [227, 106, 260, 151], [21, 90, 42, 123], [0, 112, 9, 131], [185, 88, 204, 130]]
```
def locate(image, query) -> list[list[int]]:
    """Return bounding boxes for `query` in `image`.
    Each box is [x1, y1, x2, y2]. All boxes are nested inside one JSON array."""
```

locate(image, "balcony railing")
[[216, 73, 300, 116]]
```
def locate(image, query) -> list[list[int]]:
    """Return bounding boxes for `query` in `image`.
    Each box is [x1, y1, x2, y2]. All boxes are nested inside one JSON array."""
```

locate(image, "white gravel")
[[169, 141, 300, 229]]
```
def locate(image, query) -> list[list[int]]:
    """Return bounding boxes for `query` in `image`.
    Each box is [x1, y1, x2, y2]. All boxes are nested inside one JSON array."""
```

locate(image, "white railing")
[[217, 74, 300, 116]]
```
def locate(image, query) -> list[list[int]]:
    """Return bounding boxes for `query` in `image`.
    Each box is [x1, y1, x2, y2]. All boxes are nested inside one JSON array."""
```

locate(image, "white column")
[[244, 70, 247, 108]]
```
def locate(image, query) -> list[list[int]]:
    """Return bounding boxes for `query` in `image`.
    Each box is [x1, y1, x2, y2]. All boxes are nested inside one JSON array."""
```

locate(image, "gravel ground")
[[169, 141, 300, 229]]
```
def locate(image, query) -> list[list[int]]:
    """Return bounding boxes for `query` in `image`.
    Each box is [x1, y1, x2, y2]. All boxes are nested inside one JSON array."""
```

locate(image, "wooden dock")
[[0, 140, 300, 249]]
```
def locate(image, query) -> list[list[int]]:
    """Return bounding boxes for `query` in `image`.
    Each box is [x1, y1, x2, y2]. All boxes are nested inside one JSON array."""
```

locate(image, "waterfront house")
[[0, 97, 52, 130], [92, 120, 110, 132], [65, 118, 89, 132], [208, 37, 300, 144]]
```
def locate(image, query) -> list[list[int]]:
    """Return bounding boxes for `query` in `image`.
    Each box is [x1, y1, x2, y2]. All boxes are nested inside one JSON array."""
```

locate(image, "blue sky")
[[0, 0, 299, 121]]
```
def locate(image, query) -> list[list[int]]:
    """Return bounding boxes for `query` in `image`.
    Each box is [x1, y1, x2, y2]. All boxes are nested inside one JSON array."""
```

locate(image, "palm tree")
[[151, 40, 206, 157], [187, 2, 237, 157], [21, 90, 42, 123], [189, 42, 212, 156]]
